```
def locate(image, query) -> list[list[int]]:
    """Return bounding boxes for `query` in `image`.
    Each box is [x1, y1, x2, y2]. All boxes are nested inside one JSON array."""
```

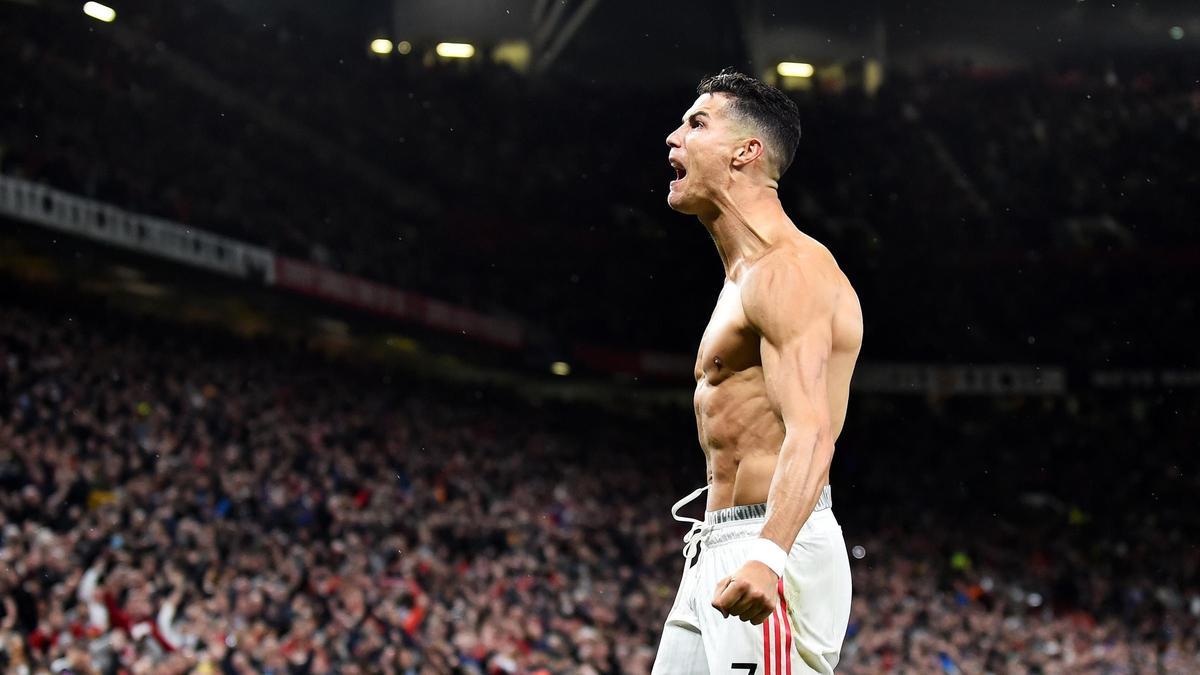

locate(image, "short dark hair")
[[696, 68, 802, 177]]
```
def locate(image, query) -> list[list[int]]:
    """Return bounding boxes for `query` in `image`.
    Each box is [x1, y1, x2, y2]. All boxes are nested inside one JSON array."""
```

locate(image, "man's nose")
[[666, 127, 681, 148]]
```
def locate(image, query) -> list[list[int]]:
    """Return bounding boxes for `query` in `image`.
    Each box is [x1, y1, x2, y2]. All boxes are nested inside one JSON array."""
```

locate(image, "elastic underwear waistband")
[[703, 484, 833, 525]]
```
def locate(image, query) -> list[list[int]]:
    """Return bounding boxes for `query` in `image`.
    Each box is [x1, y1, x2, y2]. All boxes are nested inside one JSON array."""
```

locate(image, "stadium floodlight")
[[777, 62, 814, 78], [370, 38, 394, 55], [396, 40, 413, 55], [550, 361, 571, 376], [436, 42, 476, 59], [83, 1, 116, 22]]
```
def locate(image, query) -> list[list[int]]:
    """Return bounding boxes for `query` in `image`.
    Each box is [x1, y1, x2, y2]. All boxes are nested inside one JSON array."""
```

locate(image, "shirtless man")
[[652, 70, 863, 674]]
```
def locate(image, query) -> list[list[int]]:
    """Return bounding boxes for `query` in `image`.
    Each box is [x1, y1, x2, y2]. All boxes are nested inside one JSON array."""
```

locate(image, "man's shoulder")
[[741, 240, 839, 299], [738, 242, 839, 334]]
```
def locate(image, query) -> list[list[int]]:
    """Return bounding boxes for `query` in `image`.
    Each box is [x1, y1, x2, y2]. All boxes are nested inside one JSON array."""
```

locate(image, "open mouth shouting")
[[669, 157, 687, 188]]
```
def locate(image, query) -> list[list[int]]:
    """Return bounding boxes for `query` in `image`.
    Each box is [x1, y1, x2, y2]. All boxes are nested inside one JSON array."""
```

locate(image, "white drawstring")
[[671, 485, 710, 563]]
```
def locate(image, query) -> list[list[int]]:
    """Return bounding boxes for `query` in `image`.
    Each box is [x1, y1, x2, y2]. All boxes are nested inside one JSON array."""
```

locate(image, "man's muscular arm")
[[752, 255, 837, 556], [712, 253, 836, 624]]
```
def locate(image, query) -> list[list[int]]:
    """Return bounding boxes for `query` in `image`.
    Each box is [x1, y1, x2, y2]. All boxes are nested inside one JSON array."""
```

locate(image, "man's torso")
[[692, 232, 862, 510]]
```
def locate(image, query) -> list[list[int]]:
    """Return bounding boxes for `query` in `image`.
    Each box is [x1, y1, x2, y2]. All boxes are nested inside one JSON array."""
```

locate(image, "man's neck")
[[698, 185, 790, 281]]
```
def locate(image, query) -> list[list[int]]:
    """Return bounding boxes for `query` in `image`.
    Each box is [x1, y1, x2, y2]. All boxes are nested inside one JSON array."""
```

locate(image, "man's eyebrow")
[[682, 111, 710, 124]]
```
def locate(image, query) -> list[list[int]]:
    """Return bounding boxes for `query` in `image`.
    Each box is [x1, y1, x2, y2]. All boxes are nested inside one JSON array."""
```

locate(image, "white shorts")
[[652, 486, 851, 675]]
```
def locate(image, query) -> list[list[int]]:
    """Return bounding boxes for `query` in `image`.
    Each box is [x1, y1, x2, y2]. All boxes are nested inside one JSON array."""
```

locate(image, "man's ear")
[[731, 137, 766, 170]]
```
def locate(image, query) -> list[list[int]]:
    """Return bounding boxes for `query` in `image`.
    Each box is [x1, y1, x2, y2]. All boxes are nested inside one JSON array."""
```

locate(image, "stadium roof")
[[216, 0, 1199, 81]]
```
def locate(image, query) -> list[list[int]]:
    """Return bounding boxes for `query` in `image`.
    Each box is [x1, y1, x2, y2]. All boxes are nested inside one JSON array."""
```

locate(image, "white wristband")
[[746, 538, 788, 578]]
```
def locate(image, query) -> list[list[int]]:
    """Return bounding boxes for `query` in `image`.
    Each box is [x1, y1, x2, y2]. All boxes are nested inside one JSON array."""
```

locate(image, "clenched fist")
[[711, 560, 778, 624]]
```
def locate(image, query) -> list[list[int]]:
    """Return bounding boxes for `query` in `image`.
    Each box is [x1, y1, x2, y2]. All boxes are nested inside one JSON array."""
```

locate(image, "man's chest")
[[694, 282, 761, 381]]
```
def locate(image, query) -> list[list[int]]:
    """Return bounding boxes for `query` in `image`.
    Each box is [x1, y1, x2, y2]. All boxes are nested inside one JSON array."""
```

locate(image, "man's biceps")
[[770, 343, 830, 386], [770, 324, 832, 354]]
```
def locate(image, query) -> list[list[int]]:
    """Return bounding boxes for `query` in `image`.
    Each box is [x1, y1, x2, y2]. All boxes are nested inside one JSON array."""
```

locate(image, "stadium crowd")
[[0, 296, 1196, 674]]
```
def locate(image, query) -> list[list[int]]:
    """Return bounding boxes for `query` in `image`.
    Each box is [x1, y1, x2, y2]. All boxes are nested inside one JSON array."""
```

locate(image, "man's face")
[[665, 93, 736, 215]]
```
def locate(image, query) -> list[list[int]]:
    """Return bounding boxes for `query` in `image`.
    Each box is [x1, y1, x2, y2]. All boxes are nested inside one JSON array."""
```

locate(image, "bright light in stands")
[[550, 361, 571, 376], [436, 42, 476, 59], [82, 1, 116, 22], [397, 40, 413, 55], [776, 62, 814, 78], [370, 38, 394, 55], [493, 40, 532, 72], [1169, 26, 1185, 41]]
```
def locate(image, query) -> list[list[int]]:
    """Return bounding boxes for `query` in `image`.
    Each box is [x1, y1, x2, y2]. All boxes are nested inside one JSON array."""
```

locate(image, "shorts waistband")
[[703, 485, 833, 525], [673, 485, 835, 560]]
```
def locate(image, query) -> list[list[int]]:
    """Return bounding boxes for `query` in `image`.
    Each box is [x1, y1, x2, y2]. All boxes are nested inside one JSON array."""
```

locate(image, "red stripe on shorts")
[[778, 578, 793, 675], [773, 604, 782, 673], [763, 612, 772, 675]]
